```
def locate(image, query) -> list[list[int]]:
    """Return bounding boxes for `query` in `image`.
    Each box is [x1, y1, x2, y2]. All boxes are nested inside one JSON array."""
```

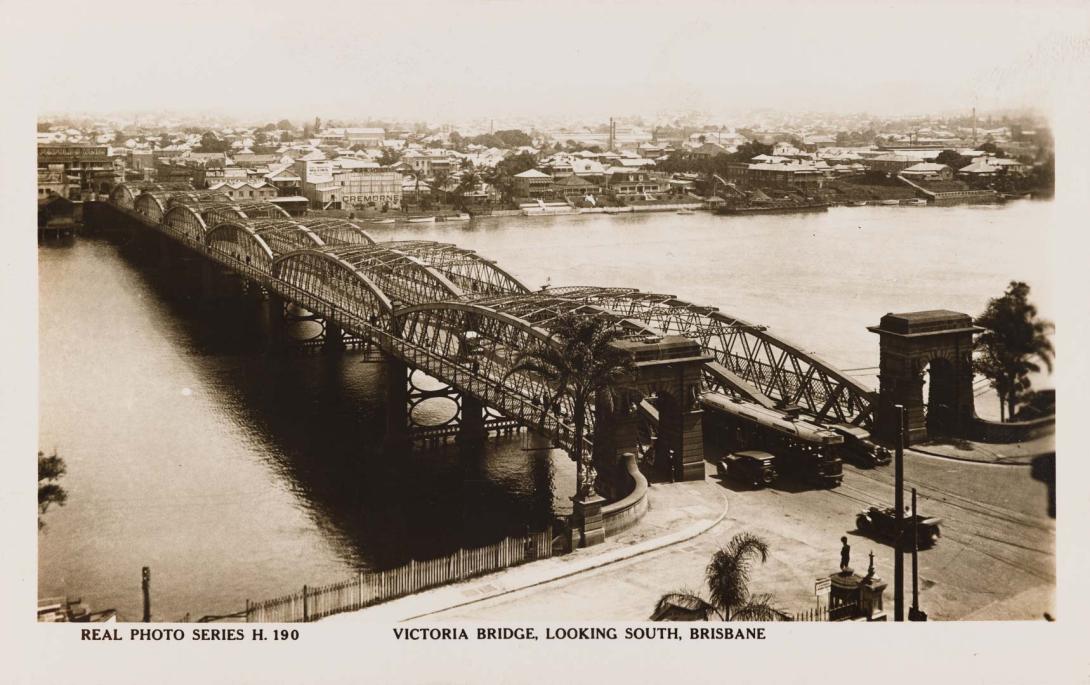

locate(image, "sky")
[[14, 0, 1090, 123]]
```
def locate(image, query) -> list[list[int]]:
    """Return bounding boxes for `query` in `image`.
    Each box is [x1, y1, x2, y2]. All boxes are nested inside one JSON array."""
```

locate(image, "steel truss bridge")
[[104, 183, 876, 462]]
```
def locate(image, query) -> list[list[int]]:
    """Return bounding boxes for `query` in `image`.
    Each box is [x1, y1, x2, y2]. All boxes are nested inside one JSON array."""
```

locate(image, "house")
[[688, 142, 729, 159], [957, 156, 1026, 177], [553, 174, 601, 200], [512, 169, 554, 199], [264, 166, 303, 196], [207, 181, 279, 201], [604, 168, 665, 198], [901, 163, 953, 181], [865, 154, 918, 175]]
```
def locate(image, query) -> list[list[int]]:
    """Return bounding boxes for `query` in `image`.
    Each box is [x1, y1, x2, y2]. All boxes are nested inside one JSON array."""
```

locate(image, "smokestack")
[[972, 108, 977, 146], [608, 117, 614, 151]]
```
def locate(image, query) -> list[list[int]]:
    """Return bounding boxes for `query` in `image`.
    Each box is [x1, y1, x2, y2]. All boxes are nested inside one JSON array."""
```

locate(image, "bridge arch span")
[[134, 191, 170, 223], [163, 204, 209, 244], [309, 243, 464, 308], [379, 241, 531, 296], [207, 221, 279, 271], [544, 287, 876, 426], [203, 202, 290, 227], [272, 249, 395, 324]]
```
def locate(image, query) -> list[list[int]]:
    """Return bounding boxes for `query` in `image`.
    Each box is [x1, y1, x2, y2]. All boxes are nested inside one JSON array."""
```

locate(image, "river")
[[37, 199, 1054, 620]]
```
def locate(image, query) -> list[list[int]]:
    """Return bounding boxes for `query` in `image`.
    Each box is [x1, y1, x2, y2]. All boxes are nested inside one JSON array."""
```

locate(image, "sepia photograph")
[[6, 0, 1090, 681]]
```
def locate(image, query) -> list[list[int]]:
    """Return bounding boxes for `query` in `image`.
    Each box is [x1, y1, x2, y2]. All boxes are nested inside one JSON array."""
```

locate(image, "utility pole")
[[909, 488, 928, 620], [894, 404, 905, 622], [142, 566, 151, 623]]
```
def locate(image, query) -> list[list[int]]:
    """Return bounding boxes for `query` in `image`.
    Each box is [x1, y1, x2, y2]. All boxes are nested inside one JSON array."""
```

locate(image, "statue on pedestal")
[[865, 550, 875, 582], [839, 536, 852, 574]]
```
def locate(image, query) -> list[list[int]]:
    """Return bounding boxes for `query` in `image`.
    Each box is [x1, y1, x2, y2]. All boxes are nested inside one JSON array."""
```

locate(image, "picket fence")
[[791, 600, 859, 622], [245, 527, 553, 622]]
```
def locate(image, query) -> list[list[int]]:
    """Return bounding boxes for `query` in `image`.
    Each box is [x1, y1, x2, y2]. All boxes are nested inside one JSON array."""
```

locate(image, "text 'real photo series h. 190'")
[[33, 0, 1063, 632]]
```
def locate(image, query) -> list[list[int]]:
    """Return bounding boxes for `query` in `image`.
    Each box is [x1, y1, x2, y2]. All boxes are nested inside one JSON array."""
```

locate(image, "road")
[[422, 452, 1054, 621]]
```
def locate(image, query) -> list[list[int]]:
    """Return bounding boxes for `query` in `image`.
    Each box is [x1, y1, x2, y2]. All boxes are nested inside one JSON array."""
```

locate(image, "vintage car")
[[855, 506, 942, 548], [830, 424, 892, 468], [717, 450, 778, 488]]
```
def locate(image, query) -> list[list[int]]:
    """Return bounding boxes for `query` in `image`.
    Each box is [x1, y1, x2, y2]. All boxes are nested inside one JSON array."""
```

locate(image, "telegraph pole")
[[894, 404, 905, 622], [142, 566, 151, 623], [909, 488, 927, 621]]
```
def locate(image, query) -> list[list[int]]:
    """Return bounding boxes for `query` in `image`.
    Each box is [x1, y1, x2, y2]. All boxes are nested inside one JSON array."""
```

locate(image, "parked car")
[[717, 450, 778, 488], [855, 506, 942, 548]]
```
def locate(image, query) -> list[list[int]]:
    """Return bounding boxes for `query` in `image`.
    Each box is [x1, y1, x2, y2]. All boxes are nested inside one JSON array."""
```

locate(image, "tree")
[[38, 450, 67, 530], [508, 313, 635, 500], [195, 131, 229, 153], [652, 532, 785, 621], [934, 149, 970, 170], [276, 119, 294, 131], [379, 147, 402, 166], [431, 169, 451, 198], [453, 169, 480, 210], [974, 281, 1054, 421]]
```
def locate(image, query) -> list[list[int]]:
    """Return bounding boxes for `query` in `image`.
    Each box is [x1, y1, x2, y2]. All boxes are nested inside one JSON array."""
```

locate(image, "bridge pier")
[[383, 355, 411, 452], [456, 394, 487, 447], [592, 403, 639, 501], [324, 321, 346, 353], [259, 293, 290, 350]]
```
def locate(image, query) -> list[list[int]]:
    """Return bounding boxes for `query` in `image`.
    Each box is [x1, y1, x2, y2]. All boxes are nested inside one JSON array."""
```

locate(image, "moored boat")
[[371, 218, 395, 224], [676, 208, 695, 215], [407, 216, 436, 223]]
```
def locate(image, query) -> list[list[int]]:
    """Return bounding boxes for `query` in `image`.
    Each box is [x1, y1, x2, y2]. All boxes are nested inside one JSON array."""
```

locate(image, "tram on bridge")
[[700, 393, 844, 488]]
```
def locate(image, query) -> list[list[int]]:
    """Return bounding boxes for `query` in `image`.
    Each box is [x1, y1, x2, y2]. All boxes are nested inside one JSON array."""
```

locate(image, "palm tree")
[[652, 532, 786, 621], [974, 281, 1054, 421], [508, 312, 635, 500]]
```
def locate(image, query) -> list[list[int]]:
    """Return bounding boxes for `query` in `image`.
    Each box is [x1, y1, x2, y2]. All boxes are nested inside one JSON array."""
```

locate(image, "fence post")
[[245, 599, 250, 623], [302, 585, 309, 623], [358, 572, 363, 609]]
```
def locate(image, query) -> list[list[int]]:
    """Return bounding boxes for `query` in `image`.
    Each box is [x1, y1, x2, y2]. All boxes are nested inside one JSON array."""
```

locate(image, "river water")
[[38, 200, 1054, 620]]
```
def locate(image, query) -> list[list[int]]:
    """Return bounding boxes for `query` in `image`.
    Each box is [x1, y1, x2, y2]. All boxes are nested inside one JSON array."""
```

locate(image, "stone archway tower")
[[868, 310, 982, 445]]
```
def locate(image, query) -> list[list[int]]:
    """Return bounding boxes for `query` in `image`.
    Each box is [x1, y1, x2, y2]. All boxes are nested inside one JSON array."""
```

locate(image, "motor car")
[[830, 424, 891, 468], [717, 450, 778, 488], [855, 506, 942, 548]]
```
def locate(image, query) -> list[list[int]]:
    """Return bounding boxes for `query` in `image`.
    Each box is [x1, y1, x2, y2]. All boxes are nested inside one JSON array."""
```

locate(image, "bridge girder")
[[272, 249, 395, 326], [540, 288, 877, 427]]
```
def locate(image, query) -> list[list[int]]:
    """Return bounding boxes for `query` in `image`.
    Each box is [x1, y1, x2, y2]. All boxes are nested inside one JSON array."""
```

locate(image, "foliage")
[[482, 151, 538, 204], [652, 532, 785, 621], [453, 169, 481, 209], [38, 450, 67, 530], [508, 313, 635, 499], [974, 281, 1054, 421], [934, 149, 971, 170], [195, 131, 229, 153], [378, 147, 402, 166], [468, 129, 533, 149]]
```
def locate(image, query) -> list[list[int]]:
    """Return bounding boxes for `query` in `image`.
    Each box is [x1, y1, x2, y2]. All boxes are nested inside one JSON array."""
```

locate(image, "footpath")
[[911, 431, 1055, 466], [323, 473, 727, 624]]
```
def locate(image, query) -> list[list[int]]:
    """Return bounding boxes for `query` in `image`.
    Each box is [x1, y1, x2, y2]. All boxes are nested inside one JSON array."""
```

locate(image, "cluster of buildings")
[[36, 113, 1049, 211]]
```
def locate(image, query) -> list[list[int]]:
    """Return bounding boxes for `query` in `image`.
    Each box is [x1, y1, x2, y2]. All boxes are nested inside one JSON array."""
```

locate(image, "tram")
[[699, 393, 844, 488]]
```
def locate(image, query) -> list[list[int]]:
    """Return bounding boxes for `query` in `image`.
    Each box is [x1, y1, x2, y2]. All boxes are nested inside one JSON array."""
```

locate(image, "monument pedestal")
[[817, 569, 888, 621]]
